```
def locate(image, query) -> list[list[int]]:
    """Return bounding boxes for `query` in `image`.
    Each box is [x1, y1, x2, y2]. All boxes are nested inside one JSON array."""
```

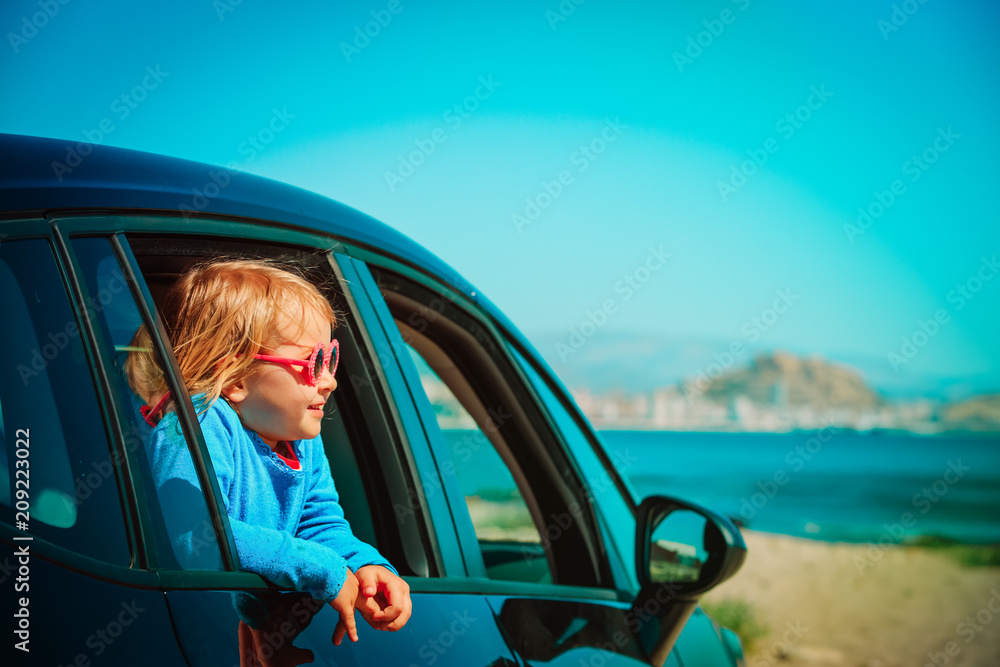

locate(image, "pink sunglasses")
[[141, 340, 340, 428], [248, 339, 339, 387]]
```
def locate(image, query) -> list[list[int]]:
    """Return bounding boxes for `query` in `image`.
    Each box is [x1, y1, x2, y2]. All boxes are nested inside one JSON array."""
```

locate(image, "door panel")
[[165, 588, 518, 667], [105, 234, 521, 665], [0, 228, 188, 664], [1, 544, 186, 666], [674, 608, 740, 667], [487, 595, 682, 667]]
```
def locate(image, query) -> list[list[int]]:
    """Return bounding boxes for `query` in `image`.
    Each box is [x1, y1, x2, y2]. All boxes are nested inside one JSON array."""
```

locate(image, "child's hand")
[[355, 565, 412, 631], [329, 567, 361, 646]]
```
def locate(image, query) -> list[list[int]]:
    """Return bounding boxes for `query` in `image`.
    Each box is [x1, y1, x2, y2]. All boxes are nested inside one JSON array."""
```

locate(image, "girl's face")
[[223, 306, 336, 449]]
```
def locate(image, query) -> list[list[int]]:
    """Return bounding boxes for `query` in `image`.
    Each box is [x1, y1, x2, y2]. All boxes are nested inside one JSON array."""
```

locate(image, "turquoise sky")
[[2, 0, 997, 393]]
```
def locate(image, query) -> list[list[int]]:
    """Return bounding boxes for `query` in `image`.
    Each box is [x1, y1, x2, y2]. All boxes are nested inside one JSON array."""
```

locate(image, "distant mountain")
[[939, 394, 1000, 432], [692, 351, 882, 410], [522, 331, 1000, 433]]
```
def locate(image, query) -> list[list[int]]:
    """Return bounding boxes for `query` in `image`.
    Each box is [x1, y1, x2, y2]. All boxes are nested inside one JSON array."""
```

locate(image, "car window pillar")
[[334, 255, 471, 578]]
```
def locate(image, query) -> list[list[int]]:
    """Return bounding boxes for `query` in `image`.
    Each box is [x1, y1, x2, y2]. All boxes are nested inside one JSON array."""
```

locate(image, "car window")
[[506, 344, 640, 592], [401, 340, 551, 583], [70, 236, 224, 570], [0, 238, 131, 565], [124, 233, 409, 574], [371, 267, 612, 589]]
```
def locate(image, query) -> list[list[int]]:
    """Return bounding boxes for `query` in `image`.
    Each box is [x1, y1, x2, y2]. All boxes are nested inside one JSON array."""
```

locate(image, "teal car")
[[0, 132, 746, 666]]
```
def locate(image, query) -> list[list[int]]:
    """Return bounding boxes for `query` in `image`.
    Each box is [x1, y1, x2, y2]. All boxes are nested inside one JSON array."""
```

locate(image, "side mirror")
[[636, 495, 747, 595], [631, 495, 747, 666]]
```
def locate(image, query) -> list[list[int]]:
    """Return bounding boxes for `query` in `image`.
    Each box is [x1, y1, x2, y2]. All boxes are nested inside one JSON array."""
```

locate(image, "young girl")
[[129, 259, 411, 645]]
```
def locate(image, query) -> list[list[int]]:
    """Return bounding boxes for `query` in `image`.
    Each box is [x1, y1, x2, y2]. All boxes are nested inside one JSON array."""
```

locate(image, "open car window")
[[505, 344, 640, 593], [370, 265, 614, 589], [400, 336, 552, 583], [122, 232, 423, 578]]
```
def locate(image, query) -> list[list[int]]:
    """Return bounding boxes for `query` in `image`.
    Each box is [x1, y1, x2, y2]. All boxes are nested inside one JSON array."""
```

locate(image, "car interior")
[[125, 235, 412, 572]]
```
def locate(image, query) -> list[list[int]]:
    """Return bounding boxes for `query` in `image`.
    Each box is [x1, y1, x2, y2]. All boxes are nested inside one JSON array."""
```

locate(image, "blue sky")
[[2, 0, 997, 395]]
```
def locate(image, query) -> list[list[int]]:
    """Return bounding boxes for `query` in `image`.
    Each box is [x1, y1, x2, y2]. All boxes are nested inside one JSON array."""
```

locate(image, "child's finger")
[[384, 577, 409, 607], [356, 569, 379, 598], [371, 604, 401, 622], [382, 616, 407, 632], [341, 606, 359, 643], [332, 618, 347, 646], [380, 584, 412, 631], [360, 595, 380, 616], [382, 603, 412, 632]]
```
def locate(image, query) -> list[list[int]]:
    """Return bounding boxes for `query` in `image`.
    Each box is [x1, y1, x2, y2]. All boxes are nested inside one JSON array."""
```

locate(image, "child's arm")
[[227, 513, 352, 599], [295, 437, 397, 575], [148, 411, 368, 642], [148, 411, 355, 602], [154, 413, 374, 601], [296, 438, 411, 632]]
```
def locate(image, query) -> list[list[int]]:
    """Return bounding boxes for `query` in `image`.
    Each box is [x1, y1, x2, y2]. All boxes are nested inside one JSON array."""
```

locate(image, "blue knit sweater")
[[149, 397, 395, 601]]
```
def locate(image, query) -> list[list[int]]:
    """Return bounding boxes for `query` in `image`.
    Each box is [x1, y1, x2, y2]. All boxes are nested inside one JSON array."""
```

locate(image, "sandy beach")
[[701, 530, 1000, 667]]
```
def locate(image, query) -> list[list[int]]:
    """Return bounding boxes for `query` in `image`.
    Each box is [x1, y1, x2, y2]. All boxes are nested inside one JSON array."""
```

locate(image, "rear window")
[[0, 239, 131, 565]]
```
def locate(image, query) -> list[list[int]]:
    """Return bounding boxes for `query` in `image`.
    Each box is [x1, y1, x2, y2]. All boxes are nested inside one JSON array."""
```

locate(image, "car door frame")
[[345, 248, 637, 599], [48, 210, 465, 585], [0, 216, 193, 667], [43, 210, 526, 666]]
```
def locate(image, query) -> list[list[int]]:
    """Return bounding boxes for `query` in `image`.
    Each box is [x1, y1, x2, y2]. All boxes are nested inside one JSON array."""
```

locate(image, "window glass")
[[71, 237, 223, 570], [507, 345, 640, 591], [0, 239, 130, 564], [403, 342, 552, 584]]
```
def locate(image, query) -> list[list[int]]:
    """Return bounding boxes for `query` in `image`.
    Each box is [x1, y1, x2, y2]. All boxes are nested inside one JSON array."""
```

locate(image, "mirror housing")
[[636, 495, 747, 596], [630, 495, 748, 666]]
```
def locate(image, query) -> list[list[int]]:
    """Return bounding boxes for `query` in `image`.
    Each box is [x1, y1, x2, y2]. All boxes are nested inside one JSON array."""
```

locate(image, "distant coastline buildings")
[[419, 349, 999, 434], [570, 384, 946, 433], [567, 351, 998, 434]]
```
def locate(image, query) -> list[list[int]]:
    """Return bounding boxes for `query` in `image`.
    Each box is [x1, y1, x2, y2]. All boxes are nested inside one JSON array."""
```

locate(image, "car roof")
[[0, 132, 562, 402], [0, 132, 474, 294]]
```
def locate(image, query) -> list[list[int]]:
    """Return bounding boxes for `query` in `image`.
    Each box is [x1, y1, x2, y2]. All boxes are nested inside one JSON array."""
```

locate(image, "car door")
[[0, 220, 189, 666], [48, 213, 520, 667], [351, 256, 697, 667], [498, 340, 742, 667]]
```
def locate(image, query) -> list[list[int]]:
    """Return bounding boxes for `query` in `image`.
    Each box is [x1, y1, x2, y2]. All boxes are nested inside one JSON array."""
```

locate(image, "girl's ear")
[[222, 379, 248, 405]]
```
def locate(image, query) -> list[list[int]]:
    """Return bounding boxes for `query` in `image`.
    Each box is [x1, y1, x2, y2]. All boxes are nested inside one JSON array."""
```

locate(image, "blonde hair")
[[125, 324, 164, 407], [127, 259, 337, 410]]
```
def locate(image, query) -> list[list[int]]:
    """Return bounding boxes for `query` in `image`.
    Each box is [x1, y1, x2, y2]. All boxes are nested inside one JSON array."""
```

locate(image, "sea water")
[[444, 429, 1000, 544], [600, 430, 1000, 544]]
